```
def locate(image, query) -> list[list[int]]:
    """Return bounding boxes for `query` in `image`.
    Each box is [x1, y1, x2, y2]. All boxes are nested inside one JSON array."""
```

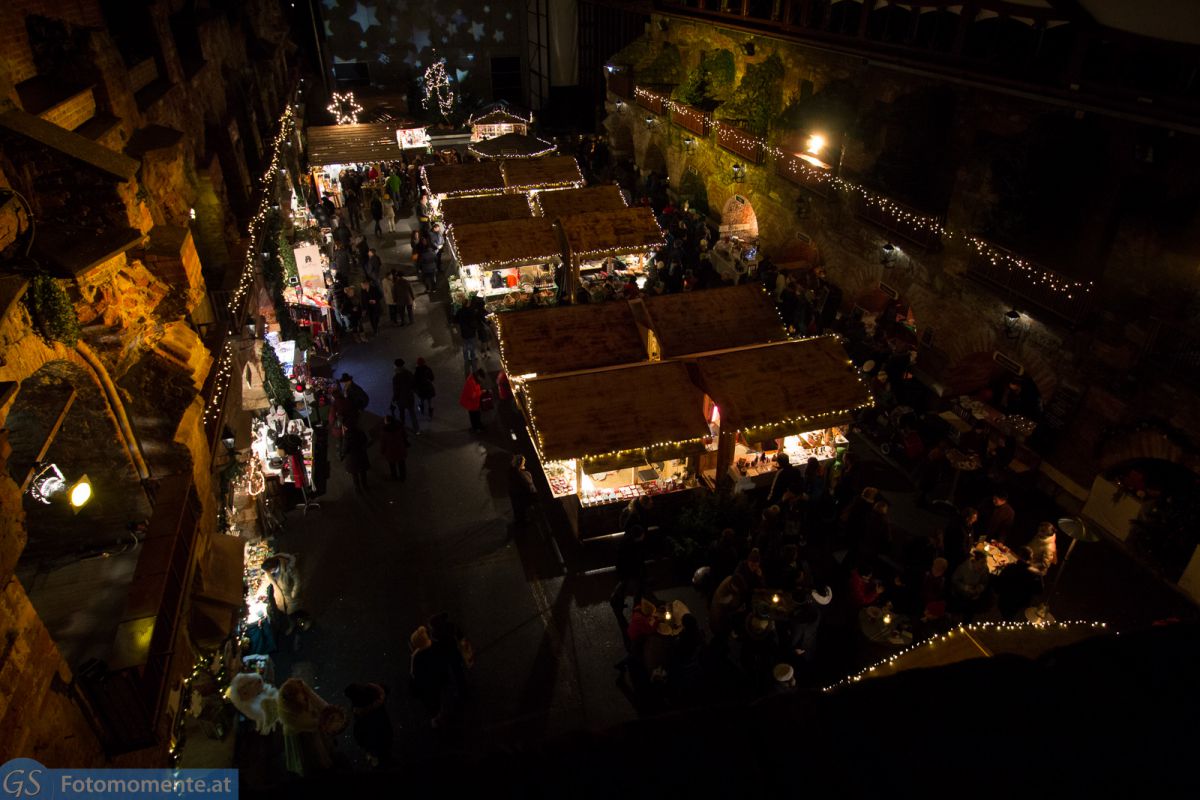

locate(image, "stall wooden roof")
[[524, 361, 710, 462], [500, 156, 584, 191], [469, 102, 532, 127], [306, 123, 402, 166], [447, 217, 561, 269], [560, 207, 665, 259], [535, 185, 627, 219], [468, 132, 556, 159], [422, 161, 505, 197], [694, 337, 873, 433], [495, 301, 647, 378], [639, 284, 788, 358], [439, 193, 533, 228]]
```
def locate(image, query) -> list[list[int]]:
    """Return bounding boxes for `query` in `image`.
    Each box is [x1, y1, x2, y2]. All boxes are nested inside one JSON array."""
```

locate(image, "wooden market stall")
[[639, 284, 788, 359], [421, 161, 505, 209], [495, 301, 648, 381], [439, 193, 533, 229], [523, 361, 711, 537], [468, 131, 556, 160], [692, 336, 874, 490], [559, 206, 665, 300], [500, 155, 585, 192], [534, 184, 627, 219], [446, 217, 561, 311]]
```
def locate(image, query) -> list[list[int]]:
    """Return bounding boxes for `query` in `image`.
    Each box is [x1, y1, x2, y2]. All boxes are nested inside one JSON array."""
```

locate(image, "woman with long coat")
[[278, 678, 337, 777], [458, 368, 487, 432], [343, 422, 371, 492]]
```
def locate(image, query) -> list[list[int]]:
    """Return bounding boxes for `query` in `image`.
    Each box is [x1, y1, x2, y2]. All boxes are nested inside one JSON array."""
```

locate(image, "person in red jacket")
[[459, 368, 487, 432], [848, 565, 884, 608]]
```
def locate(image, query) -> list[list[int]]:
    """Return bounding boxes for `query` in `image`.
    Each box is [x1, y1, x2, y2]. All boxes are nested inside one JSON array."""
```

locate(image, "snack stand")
[[469, 101, 533, 141], [446, 217, 562, 312], [306, 123, 406, 205], [523, 361, 711, 538], [692, 336, 874, 491], [395, 123, 431, 150], [282, 240, 335, 349], [559, 207, 665, 300], [467, 131, 556, 160], [533, 184, 627, 219], [439, 193, 534, 230]]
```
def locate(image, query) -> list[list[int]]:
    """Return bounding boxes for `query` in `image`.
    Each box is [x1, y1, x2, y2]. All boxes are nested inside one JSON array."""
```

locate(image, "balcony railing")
[[774, 150, 833, 197], [634, 84, 670, 115], [852, 192, 944, 251], [715, 120, 764, 164], [669, 102, 713, 136], [964, 240, 1092, 324]]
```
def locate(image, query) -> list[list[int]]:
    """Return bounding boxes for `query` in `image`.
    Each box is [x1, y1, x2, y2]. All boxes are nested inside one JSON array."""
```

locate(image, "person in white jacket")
[[1028, 522, 1059, 577]]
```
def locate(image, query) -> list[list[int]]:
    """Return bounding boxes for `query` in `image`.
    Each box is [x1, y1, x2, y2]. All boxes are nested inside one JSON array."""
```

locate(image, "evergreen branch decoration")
[[26, 274, 80, 347], [261, 340, 293, 410]]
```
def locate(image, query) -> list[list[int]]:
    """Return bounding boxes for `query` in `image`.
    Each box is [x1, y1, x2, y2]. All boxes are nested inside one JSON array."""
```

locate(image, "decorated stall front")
[[639, 284, 788, 360], [439, 193, 534, 230], [693, 336, 874, 491], [447, 217, 562, 312], [500, 155, 585, 193], [559, 207, 665, 300], [533, 184, 627, 219], [523, 361, 711, 537], [306, 123, 405, 206], [421, 161, 506, 212], [468, 131, 556, 160], [469, 101, 532, 141]]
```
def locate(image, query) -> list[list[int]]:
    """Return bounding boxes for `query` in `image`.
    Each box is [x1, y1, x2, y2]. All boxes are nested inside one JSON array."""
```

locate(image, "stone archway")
[[606, 115, 635, 160], [719, 193, 759, 239], [677, 167, 710, 217], [642, 142, 668, 177]]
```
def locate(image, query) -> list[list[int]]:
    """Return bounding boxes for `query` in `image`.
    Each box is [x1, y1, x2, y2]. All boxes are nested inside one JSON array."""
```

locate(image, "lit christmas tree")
[[422, 57, 456, 121]]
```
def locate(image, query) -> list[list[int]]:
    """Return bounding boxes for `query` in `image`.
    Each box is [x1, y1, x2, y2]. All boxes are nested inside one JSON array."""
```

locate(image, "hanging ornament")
[[327, 92, 363, 125], [422, 58, 456, 121], [241, 458, 266, 497]]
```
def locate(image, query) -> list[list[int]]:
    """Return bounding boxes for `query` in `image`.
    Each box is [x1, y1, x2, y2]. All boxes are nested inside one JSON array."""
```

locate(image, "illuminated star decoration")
[[469, 21, 485, 41], [494, 29, 504, 42], [451, 10, 468, 26], [327, 92, 363, 124], [422, 58, 456, 121], [378, 52, 390, 64], [349, 1, 379, 32], [412, 27, 431, 51]]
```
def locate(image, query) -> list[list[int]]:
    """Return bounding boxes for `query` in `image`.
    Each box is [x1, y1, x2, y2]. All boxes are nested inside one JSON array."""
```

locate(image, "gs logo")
[[0, 760, 44, 798]]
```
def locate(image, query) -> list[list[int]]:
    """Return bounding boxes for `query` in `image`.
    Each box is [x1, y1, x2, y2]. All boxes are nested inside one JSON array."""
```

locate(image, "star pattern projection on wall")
[[322, 0, 523, 93]]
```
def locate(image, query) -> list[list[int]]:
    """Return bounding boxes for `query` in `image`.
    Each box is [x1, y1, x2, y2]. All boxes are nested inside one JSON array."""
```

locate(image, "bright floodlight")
[[69, 475, 92, 510], [805, 133, 826, 155]]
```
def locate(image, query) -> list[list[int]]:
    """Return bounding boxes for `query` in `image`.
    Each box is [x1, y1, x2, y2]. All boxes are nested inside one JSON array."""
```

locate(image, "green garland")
[[279, 232, 298, 285], [26, 274, 80, 347], [261, 340, 293, 410]]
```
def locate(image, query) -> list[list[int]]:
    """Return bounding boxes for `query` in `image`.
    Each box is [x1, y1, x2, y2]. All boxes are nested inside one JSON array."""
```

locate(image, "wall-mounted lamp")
[[805, 133, 826, 156], [644, 116, 655, 129], [614, 100, 625, 110], [741, 41, 756, 56], [1004, 309, 1023, 339], [731, 163, 745, 182], [605, 65, 617, 74], [683, 136, 696, 148], [881, 242, 898, 266]]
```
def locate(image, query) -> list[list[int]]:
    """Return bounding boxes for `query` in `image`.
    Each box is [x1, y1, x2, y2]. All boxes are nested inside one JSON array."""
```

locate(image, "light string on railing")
[[823, 620, 1110, 692], [623, 87, 1090, 297], [227, 106, 296, 316], [203, 340, 235, 426]]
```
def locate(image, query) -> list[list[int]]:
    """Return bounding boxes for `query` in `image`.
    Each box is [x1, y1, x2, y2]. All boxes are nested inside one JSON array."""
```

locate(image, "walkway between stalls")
[[242, 209, 686, 784]]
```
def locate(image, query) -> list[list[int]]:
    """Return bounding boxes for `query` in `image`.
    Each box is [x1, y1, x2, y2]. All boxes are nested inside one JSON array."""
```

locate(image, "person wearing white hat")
[[772, 663, 796, 694]]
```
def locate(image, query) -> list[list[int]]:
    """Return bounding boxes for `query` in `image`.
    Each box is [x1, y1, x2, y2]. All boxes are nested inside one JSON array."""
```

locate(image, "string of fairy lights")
[[326, 92, 362, 125], [625, 86, 1091, 297], [203, 103, 296, 427], [823, 620, 1110, 692]]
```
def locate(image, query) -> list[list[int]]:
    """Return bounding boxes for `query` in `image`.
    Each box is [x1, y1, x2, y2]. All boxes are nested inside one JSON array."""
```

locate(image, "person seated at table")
[[921, 558, 950, 621], [847, 564, 884, 609], [735, 548, 766, 592], [615, 599, 658, 688], [943, 506, 978, 573], [764, 543, 800, 590], [709, 573, 750, 641], [708, 528, 744, 585], [994, 548, 1043, 620], [951, 550, 991, 620], [1027, 522, 1059, 577], [984, 489, 1016, 543]]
